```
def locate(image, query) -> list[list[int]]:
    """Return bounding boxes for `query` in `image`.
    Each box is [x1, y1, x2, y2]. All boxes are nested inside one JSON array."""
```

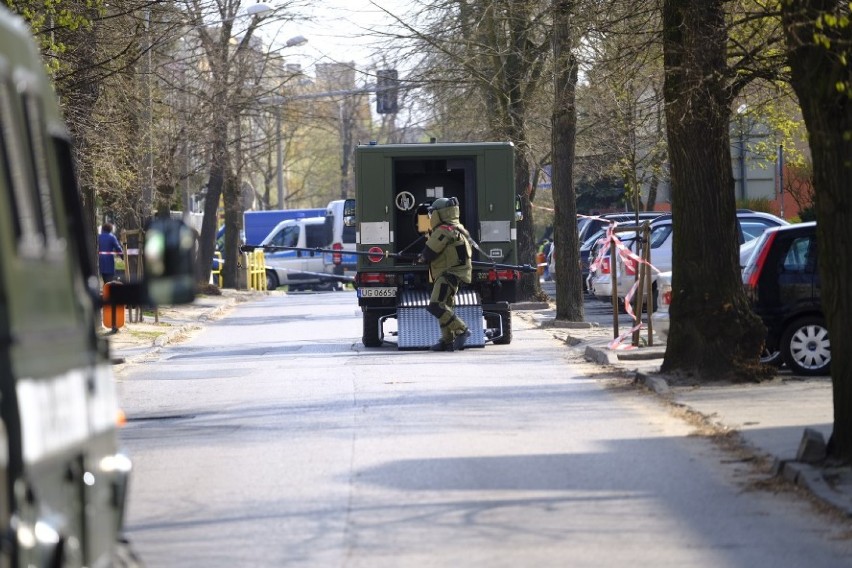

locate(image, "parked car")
[[651, 243, 766, 346], [592, 210, 789, 309], [577, 211, 664, 246], [550, 212, 663, 288], [322, 198, 357, 282], [588, 229, 638, 301], [652, 271, 672, 340], [742, 222, 828, 375], [262, 217, 340, 291]]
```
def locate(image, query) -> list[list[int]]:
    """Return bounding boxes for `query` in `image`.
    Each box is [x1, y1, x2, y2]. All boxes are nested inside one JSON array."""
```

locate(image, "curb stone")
[[776, 461, 852, 517], [637, 372, 670, 395]]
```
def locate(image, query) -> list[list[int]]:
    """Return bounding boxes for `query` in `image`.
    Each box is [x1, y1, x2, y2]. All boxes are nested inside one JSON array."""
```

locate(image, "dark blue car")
[[742, 222, 828, 375]]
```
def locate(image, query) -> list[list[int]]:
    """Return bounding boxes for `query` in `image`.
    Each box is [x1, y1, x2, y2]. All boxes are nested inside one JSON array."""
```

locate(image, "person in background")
[[538, 238, 552, 281], [417, 197, 473, 352], [98, 222, 123, 285]]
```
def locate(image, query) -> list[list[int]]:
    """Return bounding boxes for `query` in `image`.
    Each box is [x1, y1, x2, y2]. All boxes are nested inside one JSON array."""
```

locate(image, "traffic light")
[[376, 69, 399, 114]]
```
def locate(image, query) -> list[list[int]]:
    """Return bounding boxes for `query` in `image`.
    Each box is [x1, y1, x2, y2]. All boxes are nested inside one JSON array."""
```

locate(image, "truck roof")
[[357, 141, 514, 152]]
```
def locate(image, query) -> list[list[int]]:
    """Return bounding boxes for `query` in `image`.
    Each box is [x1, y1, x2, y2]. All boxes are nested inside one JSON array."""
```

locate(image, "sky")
[[256, 0, 415, 78]]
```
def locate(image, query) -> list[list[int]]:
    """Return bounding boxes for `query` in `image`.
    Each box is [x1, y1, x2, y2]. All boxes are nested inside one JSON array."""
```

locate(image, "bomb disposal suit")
[[418, 197, 473, 350]]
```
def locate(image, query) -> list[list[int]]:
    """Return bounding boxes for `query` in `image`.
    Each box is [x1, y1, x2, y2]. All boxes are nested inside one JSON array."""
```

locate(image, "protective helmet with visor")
[[427, 197, 458, 214]]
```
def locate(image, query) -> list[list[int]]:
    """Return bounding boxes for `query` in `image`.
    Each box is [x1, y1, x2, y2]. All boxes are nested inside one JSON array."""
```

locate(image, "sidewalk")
[[104, 288, 264, 366], [108, 293, 852, 518], [523, 306, 852, 518]]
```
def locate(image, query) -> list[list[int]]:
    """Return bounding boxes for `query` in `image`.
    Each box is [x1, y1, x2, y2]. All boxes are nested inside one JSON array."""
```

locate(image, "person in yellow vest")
[[417, 197, 473, 352]]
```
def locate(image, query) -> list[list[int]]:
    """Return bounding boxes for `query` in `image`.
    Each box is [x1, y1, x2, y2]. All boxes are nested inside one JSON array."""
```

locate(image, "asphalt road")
[[116, 291, 852, 567]]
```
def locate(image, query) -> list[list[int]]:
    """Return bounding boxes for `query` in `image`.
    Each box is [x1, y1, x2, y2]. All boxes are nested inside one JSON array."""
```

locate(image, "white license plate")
[[358, 287, 397, 298]]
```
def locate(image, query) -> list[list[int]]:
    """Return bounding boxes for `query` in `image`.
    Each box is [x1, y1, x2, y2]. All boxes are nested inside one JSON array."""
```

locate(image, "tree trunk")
[[515, 149, 540, 301], [660, 0, 766, 380], [222, 167, 241, 289], [196, 108, 226, 286], [782, 0, 852, 462], [552, 0, 583, 321]]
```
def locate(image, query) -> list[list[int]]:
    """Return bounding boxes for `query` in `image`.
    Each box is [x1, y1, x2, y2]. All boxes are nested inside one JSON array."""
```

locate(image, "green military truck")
[[0, 8, 195, 566], [352, 141, 522, 349]]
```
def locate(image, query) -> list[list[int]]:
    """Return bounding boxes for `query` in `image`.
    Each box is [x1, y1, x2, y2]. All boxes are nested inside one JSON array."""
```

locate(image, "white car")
[[652, 272, 672, 341], [591, 211, 788, 309], [262, 217, 340, 291]]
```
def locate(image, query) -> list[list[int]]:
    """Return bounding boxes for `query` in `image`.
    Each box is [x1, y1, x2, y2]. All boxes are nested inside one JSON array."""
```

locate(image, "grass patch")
[[127, 330, 164, 341]]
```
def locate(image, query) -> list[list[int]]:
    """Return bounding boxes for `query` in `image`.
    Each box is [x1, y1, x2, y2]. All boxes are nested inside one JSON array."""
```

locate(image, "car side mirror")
[[144, 218, 197, 305], [105, 218, 196, 306]]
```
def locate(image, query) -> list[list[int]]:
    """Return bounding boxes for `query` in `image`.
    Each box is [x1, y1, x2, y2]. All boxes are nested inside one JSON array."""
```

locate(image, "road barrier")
[[245, 250, 266, 291], [212, 251, 223, 287]]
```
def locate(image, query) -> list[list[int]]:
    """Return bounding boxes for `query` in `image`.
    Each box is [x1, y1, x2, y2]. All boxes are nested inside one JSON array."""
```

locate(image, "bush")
[[798, 205, 817, 222], [736, 197, 774, 213], [196, 283, 221, 296]]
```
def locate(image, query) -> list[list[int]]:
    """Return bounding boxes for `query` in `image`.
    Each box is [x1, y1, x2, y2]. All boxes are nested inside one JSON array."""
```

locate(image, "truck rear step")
[[396, 289, 485, 350]]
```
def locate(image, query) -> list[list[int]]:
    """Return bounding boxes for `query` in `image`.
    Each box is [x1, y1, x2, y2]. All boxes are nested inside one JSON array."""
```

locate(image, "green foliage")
[[797, 205, 817, 221], [810, 2, 852, 103], [575, 176, 626, 214], [4, 0, 101, 75], [736, 196, 774, 213]]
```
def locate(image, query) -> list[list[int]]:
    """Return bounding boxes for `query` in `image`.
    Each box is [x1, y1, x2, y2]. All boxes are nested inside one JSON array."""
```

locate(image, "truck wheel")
[[781, 316, 831, 376], [362, 311, 384, 347], [492, 309, 512, 345], [265, 270, 279, 291]]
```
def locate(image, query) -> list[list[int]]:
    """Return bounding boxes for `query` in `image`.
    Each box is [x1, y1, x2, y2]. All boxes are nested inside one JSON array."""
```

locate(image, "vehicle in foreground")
[[742, 222, 828, 375], [0, 7, 196, 565]]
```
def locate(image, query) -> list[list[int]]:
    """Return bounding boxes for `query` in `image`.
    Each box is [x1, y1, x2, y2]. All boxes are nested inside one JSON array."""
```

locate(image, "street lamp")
[[265, 35, 308, 209], [245, 2, 274, 17]]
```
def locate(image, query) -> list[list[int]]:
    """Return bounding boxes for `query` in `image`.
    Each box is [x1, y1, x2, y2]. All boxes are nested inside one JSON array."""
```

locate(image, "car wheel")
[[265, 270, 279, 291], [780, 316, 831, 376]]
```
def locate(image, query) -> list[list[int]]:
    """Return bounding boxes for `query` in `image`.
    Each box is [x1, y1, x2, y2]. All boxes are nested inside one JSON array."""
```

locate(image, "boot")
[[430, 340, 452, 352], [452, 329, 471, 351]]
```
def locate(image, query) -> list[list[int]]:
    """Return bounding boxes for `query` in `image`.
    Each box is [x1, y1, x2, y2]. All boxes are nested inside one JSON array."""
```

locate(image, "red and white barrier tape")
[[579, 219, 662, 350]]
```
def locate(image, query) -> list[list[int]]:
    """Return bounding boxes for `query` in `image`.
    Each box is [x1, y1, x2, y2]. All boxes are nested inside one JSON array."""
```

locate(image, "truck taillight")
[[482, 269, 519, 282], [332, 242, 342, 265], [356, 272, 394, 285]]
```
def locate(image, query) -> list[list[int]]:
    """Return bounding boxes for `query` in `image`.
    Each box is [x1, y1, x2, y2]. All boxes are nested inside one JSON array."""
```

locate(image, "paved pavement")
[[107, 288, 852, 518]]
